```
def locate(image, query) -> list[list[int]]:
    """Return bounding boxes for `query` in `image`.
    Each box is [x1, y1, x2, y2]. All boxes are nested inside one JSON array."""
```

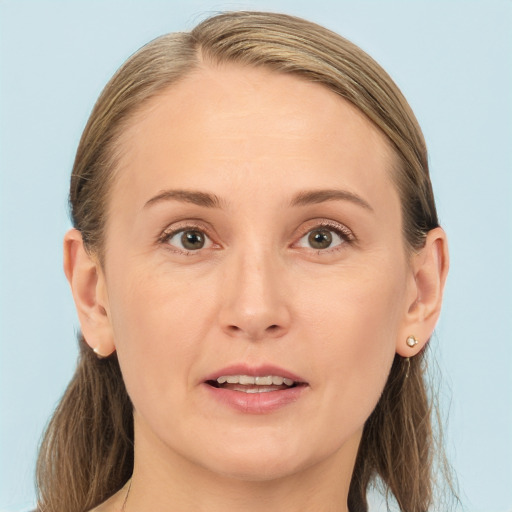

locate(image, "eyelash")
[[295, 220, 355, 254], [158, 222, 216, 255], [158, 220, 355, 256]]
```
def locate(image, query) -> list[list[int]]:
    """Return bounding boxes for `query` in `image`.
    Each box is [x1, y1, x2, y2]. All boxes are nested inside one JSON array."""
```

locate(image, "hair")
[[37, 11, 448, 512]]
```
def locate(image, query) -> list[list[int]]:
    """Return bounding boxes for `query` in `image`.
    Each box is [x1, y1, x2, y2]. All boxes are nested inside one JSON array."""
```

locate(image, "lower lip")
[[202, 383, 308, 414]]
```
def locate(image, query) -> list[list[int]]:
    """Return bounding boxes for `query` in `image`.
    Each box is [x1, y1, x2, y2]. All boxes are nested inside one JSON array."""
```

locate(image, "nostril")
[[222, 323, 286, 340]]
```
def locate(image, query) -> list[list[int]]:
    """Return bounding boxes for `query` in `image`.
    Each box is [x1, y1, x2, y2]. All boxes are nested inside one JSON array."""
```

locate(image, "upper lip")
[[203, 364, 308, 384]]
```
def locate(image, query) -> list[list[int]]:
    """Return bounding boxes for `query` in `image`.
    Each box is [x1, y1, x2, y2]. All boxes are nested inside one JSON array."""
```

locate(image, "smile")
[[207, 374, 301, 394], [203, 367, 309, 412]]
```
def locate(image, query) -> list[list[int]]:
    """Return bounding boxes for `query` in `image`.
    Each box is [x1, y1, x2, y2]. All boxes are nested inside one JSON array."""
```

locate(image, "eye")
[[164, 228, 213, 252], [295, 224, 352, 251]]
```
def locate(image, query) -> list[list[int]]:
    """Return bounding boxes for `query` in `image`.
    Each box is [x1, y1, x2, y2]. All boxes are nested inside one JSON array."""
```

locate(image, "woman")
[[36, 11, 450, 512]]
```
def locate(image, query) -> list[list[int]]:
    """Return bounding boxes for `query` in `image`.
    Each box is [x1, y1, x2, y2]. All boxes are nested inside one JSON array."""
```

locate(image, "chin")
[[190, 433, 328, 483], [204, 454, 307, 482]]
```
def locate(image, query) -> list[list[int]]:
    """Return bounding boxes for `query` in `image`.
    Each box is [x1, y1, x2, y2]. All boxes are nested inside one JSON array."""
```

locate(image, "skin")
[[65, 64, 448, 512]]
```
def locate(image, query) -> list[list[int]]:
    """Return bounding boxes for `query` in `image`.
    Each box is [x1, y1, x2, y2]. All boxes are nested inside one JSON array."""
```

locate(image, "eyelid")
[[292, 219, 356, 251], [295, 219, 355, 241], [157, 218, 355, 254], [158, 221, 219, 253]]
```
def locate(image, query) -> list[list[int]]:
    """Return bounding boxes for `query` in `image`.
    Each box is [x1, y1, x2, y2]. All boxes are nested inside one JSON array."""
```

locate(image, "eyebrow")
[[290, 189, 373, 211], [144, 189, 224, 209], [143, 187, 373, 212]]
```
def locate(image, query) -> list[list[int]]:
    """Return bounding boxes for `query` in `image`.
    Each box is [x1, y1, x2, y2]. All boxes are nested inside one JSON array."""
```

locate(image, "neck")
[[123, 420, 361, 512]]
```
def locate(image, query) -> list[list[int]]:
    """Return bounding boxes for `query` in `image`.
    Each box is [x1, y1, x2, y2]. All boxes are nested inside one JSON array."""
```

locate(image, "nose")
[[218, 247, 291, 341]]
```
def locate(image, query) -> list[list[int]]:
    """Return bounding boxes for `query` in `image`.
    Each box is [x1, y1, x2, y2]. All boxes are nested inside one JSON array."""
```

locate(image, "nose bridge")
[[219, 239, 290, 340]]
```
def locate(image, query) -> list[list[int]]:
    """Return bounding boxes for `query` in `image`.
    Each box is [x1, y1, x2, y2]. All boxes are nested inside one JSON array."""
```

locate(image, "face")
[[99, 64, 415, 481]]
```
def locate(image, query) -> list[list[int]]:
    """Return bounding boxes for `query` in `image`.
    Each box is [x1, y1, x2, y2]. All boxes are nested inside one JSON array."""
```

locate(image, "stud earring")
[[406, 335, 419, 348]]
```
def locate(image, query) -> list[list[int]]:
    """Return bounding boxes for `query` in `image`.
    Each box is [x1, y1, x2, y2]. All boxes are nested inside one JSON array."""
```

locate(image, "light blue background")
[[1, 1, 511, 511]]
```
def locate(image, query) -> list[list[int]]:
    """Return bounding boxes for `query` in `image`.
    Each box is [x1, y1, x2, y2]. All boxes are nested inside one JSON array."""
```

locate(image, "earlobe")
[[63, 228, 115, 357], [396, 227, 449, 357]]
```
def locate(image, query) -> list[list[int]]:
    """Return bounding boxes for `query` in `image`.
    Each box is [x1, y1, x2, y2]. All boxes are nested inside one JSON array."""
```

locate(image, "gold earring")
[[406, 335, 419, 348]]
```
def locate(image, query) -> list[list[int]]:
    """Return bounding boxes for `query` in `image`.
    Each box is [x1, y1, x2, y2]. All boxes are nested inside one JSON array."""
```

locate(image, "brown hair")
[[37, 11, 448, 512]]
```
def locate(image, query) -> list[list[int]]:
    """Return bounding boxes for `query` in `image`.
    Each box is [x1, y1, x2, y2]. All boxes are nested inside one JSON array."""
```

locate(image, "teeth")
[[216, 375, 296, 386], [239, 387, 277, 393], [255, 376, 272, 385]]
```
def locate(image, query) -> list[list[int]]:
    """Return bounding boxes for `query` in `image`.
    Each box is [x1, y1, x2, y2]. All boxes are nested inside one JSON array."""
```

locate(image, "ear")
[[63, 228, 115, 357], [396, 227, 449, 357]]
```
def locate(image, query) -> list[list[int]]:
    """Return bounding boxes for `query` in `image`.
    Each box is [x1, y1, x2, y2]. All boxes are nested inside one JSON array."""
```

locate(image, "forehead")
[[112, 64, 399, 215]]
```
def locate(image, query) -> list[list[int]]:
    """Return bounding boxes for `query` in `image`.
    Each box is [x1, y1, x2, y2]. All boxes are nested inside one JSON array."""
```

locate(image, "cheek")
[[106, 265, 216, 403], [109, 258, 214, 338], [298, 262, 405, 417]]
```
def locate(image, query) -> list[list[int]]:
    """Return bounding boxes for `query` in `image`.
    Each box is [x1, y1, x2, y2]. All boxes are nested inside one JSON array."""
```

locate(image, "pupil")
[[181, 231, 205, 250], [308, 230, 332, 249]]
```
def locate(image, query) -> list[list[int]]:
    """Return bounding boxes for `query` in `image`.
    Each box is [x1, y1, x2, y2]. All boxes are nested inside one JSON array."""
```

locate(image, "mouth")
[[206, 374, 308, 394], [202, 365, 309, 413]]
